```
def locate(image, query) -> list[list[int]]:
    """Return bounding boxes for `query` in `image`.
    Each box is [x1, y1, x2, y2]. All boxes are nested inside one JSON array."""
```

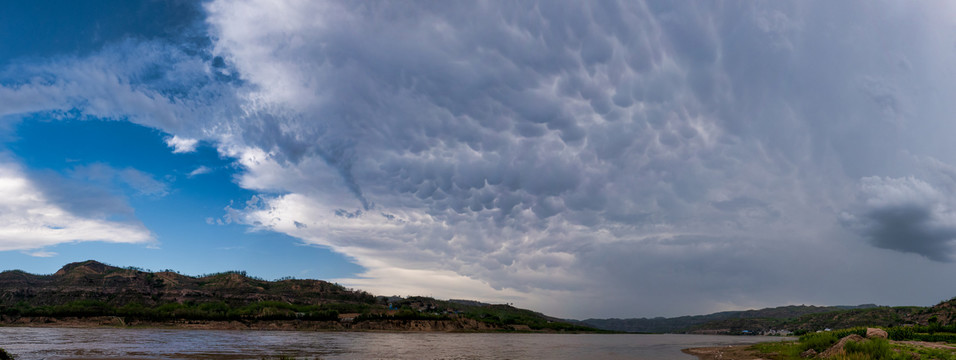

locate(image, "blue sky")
[[0, 118, 361, 279], [0, 1, 360, 280], [4, 1, 956, 319]]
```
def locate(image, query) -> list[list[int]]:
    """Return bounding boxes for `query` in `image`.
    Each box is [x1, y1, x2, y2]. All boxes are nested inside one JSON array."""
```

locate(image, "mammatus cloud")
[[202, 0, 956, 317], [6, 1, 956, 318]]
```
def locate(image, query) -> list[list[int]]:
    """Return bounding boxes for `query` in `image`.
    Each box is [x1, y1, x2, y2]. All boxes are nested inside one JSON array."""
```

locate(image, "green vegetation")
[[751, 341, 803, 358], [688, 306, 926, 336], [0, 348, 13, 360], [0, 261, 599, 332], [754, 337, 956, 360], [357, 310, 450, 322], [886, 324, 956, 343], [589, 296, 956, 334], [839, 338, 911, 360], [461, 304, 595, 331], [582, 304, 883, 333], [0, 296, 597, 331], [378, 296, 599, 331], [799, 331, 843, 353], [0, 299, 349, 322], [892, 343, 956, 360], [590, 296, 956, 334], [751, 326, 956, 360]]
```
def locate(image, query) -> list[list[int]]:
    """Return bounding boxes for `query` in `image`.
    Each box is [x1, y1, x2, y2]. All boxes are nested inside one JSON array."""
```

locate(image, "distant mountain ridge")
[[577, 304, 878, 333], [579, 301, 956, 334]]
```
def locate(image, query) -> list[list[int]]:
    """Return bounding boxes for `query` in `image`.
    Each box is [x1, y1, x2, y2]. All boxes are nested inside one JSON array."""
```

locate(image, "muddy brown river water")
[[0, 327, 789, 359]]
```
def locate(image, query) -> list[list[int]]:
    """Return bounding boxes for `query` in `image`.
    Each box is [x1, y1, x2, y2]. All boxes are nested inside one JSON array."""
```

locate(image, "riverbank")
[[0, 315, 593, 333], [682, 333, 956, 360], [682, 344, 765, 360], [0, 328, 784, 359]]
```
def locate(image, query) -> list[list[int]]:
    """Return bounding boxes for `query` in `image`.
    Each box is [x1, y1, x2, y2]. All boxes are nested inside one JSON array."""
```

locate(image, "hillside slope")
[[0, 260, 371, 308], [579, 305, 877, 333], [581, 299, 956, 334], [0, 260, 594, 332]]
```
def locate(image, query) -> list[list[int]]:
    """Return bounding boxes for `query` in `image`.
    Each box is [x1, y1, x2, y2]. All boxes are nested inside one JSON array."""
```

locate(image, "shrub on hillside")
[[843, 338, 909, 360], [799, 331, 839, 352]]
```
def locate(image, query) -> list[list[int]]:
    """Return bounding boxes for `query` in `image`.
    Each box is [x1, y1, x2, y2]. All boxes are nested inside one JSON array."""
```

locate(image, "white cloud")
[[0, 158, 153, 252], [25, 250, 57, 258], [67, 163, 168, 197], [188, 165, 213, 178], [118, 168, 169, 196], [0, 39, 240, 142], [165, 135, 200, 154]]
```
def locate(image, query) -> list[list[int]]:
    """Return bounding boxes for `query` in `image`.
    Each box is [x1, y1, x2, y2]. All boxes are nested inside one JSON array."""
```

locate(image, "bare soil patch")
[[892, 340, 956, 350], [682, 344, 769, 360]]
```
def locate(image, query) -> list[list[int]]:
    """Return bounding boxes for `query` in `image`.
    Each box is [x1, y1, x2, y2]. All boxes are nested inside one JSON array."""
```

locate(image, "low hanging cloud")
[[843, 176, 956, 262]]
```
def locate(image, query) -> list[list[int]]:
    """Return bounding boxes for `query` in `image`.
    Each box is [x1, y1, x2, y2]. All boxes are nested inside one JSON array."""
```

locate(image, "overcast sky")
[[3, 1, 956, 319]]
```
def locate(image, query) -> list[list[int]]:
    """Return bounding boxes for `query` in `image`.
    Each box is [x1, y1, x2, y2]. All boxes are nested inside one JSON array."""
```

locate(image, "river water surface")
[[0, 327, 790, 359]]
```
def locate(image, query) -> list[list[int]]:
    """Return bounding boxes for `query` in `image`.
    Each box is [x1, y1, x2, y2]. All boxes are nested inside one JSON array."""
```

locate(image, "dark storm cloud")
[[861, 206, 956, 262], [844, 176, 956, 262]]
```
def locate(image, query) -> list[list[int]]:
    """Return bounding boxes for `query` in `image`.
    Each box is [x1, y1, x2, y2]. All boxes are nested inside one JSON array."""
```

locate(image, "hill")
[[0, 260, 596, 332], [578, 304, 878, 333], [580, 299, 956, 335], [0, 260, 370, 307]]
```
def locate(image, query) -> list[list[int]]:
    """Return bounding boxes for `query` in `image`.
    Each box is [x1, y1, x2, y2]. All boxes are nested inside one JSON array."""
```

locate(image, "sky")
[[2, 1, 956, 320]]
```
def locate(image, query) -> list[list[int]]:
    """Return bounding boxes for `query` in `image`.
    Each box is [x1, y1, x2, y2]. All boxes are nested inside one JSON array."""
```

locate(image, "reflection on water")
[[0, 327, 789, 359]]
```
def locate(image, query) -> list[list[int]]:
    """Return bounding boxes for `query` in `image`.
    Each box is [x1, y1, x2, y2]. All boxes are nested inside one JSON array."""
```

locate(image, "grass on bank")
[[0, 298, 599, 332], [750, 326, 956, 360]]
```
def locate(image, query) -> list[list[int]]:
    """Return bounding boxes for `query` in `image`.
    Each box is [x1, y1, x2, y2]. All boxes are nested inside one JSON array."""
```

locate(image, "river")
[[0, 327, 789, 359]]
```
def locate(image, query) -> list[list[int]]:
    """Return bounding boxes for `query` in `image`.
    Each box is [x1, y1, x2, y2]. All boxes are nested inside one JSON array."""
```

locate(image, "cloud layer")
[[202, 1, 956, 316], [5, 1, 956, 317], [844, 171, 956, 262], [0, 158, 152, 251]]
